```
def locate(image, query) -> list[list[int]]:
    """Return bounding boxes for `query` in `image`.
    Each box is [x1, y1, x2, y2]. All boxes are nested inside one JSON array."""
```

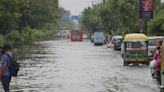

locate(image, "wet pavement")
[[1, 39, 160, 92]]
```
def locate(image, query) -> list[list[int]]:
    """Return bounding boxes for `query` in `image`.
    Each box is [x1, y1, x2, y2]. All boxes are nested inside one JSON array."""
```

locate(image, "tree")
[[58, 7, 78, 30], [81, 0, 163, 36], [0, 0, 20, 34], [0, 0, 59, 34], [148, 3, 164, 35], [81, 6, 103, 33]]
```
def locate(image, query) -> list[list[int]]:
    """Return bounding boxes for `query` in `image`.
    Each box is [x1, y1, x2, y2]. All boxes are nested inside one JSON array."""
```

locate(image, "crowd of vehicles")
[[105, 33, 164, 85], [72, 31, 163, 85], [77, 31, 163, 68], [106, 33, 164, 66]]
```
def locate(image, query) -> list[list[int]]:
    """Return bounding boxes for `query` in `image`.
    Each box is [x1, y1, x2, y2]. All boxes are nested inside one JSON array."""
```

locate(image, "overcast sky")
[[59, 0, 164, 15], [59, 0, 94, 15]]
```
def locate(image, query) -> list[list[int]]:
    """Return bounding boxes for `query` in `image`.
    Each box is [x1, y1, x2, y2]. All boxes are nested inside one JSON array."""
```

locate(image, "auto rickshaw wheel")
[[145, 62, 149, 66], [123, 61, 128, 66], [143, 62, 149, 66]]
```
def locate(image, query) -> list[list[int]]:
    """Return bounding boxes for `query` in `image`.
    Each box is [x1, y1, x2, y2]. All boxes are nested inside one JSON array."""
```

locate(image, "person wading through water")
[[0, 44, 13, 92]]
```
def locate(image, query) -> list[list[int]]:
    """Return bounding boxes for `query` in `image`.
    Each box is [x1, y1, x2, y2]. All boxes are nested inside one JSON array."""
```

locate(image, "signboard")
[[71, 16, 80, 20], [61, 15, 80, 21], [140, 0, 154, 20], [61, 16, 70, 21]]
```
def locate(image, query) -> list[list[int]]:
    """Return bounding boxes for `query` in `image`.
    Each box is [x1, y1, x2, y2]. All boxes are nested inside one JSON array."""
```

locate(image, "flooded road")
[[1, 39, 160, 92]]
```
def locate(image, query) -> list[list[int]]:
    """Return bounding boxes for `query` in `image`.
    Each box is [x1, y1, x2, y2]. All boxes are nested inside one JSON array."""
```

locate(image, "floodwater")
[[0, 39, 160, 92]]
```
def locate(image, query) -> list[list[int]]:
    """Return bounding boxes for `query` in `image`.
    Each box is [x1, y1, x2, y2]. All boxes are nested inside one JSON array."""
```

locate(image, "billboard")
[[140, 0, 154, 20]]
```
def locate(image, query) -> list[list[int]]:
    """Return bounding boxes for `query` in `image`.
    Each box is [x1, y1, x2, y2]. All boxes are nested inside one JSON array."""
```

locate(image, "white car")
[[148, 36, 164, 60], [106, 35, 122, 49]]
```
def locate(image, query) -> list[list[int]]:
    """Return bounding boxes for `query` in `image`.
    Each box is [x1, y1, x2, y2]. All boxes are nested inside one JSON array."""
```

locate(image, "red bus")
[[70, 30, 83, 41]]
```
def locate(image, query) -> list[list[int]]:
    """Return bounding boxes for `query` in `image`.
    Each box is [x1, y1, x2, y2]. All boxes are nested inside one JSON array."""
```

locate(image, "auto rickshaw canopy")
[[124, 33, 148, 42]]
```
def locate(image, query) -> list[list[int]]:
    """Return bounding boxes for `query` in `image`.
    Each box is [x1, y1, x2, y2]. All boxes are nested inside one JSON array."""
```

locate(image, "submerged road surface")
[[1, 40, 160, 92]]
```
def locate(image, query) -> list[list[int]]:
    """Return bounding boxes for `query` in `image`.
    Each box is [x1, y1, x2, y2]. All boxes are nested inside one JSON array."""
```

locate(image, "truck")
[[93, 32, 104, 45]]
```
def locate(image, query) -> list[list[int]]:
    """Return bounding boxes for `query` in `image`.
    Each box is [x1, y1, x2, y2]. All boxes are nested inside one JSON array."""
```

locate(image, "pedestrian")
[[151, 39, 163, 83], [153, 39, 163, 70], [0, 43, 13, 92]]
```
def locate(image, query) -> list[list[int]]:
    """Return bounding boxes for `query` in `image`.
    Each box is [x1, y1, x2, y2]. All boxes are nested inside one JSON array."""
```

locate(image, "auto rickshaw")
[[121, 33, 148, 66]]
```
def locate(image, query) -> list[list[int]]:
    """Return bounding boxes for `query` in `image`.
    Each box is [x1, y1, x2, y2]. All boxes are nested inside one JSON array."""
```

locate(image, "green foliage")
[[28, 0, 59, 30], [81, 0, 163, 36], [148, 13, 164, 35], [0, 0, 59, 46], [148, 3, 164, 36], [81, 0, 140, 35], [5, 26, 55, 46], [81, 6, 103, 32], [0, 0, 59, 33], [31, 29, 49, 40], [0, 0, 20, 34], [5, 30, 20, 45], [59, 7, 70, 16]]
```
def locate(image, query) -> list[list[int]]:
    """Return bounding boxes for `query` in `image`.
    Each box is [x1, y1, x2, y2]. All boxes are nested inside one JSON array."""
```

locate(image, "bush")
[[5, 30, 20, 45], [4, 26, 56, 46]]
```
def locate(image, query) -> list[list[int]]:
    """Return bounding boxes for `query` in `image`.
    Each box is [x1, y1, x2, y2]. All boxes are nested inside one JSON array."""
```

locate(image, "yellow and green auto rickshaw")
[[121, 33, 148, 66]]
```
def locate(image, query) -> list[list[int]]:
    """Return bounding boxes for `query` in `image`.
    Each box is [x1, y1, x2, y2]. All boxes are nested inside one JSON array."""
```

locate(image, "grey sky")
[[59, 0, 95, 15], [59, 0, 164, 15]]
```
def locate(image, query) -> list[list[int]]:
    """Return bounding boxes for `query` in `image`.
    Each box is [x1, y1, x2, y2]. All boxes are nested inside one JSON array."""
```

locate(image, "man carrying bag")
[[0, 44, 19, 92]]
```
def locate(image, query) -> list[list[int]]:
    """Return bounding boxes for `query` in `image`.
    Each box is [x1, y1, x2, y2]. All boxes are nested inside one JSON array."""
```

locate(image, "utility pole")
[[103, 0, 107, 4], [144, 20, 147, 35]]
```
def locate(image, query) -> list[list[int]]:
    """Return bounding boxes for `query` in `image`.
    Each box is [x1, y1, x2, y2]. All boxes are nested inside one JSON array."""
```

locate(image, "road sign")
[[71, 16, 80, 20], [61, 15, 80, 21], [61, 16, 70, 21]]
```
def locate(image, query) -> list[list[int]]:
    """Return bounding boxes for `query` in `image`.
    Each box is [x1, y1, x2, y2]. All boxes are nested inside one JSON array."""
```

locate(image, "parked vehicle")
[[93, 32, 104, 45], [70, 30, 83, 41], [148, 36, 164, 61], [112, 36, 123, 51], [121, 33, 148, 66]]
